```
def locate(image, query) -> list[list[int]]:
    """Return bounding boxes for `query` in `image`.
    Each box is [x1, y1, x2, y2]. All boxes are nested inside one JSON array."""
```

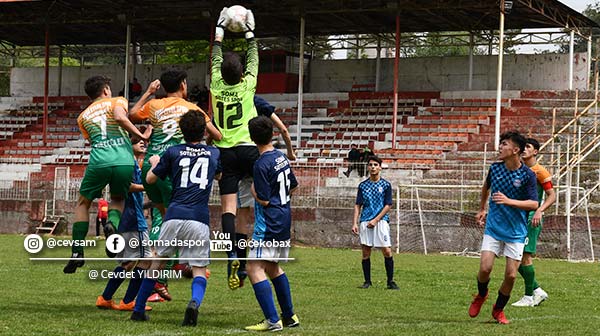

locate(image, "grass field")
[[1, 234, 599, 335]]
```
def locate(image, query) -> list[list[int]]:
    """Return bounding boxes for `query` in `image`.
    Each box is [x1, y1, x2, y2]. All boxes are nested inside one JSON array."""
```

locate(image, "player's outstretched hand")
[[215, 7, 229, 41], [244, 10, 255, 39]]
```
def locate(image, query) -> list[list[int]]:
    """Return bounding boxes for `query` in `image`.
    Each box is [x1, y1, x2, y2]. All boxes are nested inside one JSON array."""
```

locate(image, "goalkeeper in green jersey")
[[210, 7, 258, 290]]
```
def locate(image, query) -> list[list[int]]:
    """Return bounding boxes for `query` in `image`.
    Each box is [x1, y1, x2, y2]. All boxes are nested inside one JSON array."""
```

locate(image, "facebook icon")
[[105, 234, 125, 255]]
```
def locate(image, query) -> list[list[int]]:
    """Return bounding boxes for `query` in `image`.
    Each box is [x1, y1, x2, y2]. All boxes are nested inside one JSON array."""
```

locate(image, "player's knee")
[[121, 261, 135, 271]]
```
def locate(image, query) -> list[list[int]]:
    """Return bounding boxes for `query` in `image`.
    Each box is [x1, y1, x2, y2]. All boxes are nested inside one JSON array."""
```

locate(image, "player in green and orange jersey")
[[512, 137, 556, 307], [64, 75, 150, 274], [211, 7, 258, 289], [129, 70, 221, 216]]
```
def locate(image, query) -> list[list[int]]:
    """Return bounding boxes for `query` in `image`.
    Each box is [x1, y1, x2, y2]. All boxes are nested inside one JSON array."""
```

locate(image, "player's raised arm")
[[243, 11, 258, 88], [130, 79, 160, 122]]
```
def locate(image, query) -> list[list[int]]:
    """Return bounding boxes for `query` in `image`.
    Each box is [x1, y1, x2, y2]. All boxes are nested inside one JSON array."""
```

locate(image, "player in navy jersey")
[[351, 155, 399, 290], [232, 96, 297, 288], [469, 131, 538, 324], [130, 110, 220, 327], [243, 116, 299, 332]]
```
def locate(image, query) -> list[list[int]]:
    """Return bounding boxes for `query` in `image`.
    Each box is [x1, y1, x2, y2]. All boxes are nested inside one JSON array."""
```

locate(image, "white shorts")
[[481, 234, 525, 261], [156, 219, 210, 267], [117, 230, 152, 263], [248, 239, 291, 263], [237, 177, 254, 208], [359, 220, 391, 248]]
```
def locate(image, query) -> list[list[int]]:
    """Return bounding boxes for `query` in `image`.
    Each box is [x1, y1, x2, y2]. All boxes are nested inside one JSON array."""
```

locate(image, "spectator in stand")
[[358, 146, 373, 177], [131, 78, 143, 100], [343, 144, 362, 177]]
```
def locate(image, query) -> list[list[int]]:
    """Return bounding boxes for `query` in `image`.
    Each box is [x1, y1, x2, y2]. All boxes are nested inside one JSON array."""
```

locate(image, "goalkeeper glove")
[[244, 10, 255, 39], [215, 7, 229, 41]]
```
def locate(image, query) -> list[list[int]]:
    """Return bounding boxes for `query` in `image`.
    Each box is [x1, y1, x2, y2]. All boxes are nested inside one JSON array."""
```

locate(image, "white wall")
[[9, 53, 588, 96], [309, 53, 588, 92]]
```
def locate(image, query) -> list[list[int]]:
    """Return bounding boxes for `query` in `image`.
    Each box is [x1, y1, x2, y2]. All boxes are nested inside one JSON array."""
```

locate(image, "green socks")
[[71, 221, 89, 253], [107, 209, 121, 230], [518, 264, 536, 296]]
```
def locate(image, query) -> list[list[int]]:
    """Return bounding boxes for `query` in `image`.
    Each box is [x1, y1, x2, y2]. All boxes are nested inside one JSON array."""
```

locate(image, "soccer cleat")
[[147, 293, 165, 303], [511, 295, 534, 307], [103, 220, 116, 238], [387, 281, 400, 290], [63, 252, 84, 274], [533, 287, 548, 306], [282, 314, 300, 328], [173, 263, 193, 279], [154, 283, 172, 301], [115, 300, 152, 311], [95, 295, 117, 310], [468, 293, 488, 317], [182, 300, 199, 327], [130, 311, 149, 322], [358, 281, 372, 289], [228, 259, 241, 290], [492, 304, 510, 324], [244, 319, 283, 332]]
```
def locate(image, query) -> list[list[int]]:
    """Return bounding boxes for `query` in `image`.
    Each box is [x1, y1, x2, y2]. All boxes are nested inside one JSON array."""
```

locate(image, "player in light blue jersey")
[[469, 131, 538, 324], [244, 116, 299, 332], [351, 155, 398, 290], [130, 110, 220, 327], [96, 129, 153, 312]]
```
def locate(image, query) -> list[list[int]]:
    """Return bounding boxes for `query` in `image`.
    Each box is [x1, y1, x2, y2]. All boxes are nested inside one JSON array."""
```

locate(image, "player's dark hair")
[[130, 126, 146, 144], [368, 155, 382, 166], [179, 110, 206, 143], [160, 70, 187, 93], [84, 75, 111, 99], [248, 115, 273, 146], [526, 137, 540, 151], [221, 52, 243, 85], [500, 131, 526, 153]]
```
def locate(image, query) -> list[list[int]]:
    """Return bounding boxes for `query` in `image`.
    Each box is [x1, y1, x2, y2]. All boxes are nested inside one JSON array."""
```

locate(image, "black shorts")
[[218, 145, 260, 195]]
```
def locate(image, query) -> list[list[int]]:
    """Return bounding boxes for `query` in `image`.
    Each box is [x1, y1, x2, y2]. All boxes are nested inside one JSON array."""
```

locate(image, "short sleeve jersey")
[[210, 40, 259, 148], [356, 178, 393, 223], [118, 161, 147, 233], [529, 162, 553, 204], [253, 150, 298, 241], [137, 97, 210, 159], [484, 162, 538, 243], [77, 97, 133, 167], [151, 143, 220, 224]]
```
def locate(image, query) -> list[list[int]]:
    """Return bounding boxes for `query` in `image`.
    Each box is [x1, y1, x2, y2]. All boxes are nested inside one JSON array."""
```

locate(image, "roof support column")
[[587, 35, 592, 91], [58, 46, 63, 97], [392, 14, 400, 150], [468, 32, 474, 90], [43, 25, 50, 146], [124, 23, 131, 100], [494, 2, 506, 151], [296, 15, 305, 150], [569, 29, 574, 90], [375, 37, 381, 92]]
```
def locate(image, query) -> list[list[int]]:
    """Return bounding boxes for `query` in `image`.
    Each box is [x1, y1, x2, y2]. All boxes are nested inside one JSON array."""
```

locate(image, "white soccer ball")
[[225, 5, 248, 33]]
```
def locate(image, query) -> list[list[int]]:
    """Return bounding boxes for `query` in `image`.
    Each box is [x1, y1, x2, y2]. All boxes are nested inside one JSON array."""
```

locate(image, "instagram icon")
[[24, 234, 44, 254]]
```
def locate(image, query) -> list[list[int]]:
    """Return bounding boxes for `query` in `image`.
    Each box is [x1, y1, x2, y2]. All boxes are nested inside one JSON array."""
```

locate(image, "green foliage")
[[156, 39, 248, 64], [16, 57, 80, 67], [1, 234, 599, 335]]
